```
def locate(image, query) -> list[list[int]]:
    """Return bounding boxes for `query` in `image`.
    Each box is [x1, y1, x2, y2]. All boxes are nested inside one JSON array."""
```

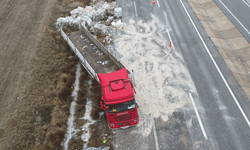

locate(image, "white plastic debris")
[[111, 20, 123, 29], [56, 1, 115, 29], [106, 16, 114, 23], [68, 56, 74, 59], [106, 2, 117, 15], [93, 23, 111, 35], [82, 46, 88, 50], [95, 50, 103, 56], [114, 7, 122, 18]]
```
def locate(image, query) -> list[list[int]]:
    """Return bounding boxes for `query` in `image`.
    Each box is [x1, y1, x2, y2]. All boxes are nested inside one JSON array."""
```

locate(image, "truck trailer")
[[60, 25, 139, 129]]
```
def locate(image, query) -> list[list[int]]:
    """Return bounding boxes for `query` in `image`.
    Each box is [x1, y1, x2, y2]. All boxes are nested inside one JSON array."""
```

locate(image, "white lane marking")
[[218, 0, 250, 35], [133, 1, 139, 31], [156, 0, 160, 7], [189, 93, 208, 140], [180, 0, 250, 127], [152, 114, 160, 150], [242, 0, 250, 7], [134, 1, 138, 20], [167, 29, 175, 49]]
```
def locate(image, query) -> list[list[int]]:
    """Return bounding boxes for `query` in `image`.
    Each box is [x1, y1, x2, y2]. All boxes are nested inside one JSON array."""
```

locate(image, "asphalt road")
[[214, 0, 250, 43], [165, 0, 250, 149], [115, 0, 250, 149]]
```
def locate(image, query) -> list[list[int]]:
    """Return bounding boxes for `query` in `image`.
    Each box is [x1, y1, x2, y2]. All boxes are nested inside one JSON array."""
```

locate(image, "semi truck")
[[98, 68, 139, 129], [60, 24, 139, 129]]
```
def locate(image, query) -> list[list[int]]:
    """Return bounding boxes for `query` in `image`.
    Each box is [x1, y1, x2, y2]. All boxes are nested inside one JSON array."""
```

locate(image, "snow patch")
[[62, 63, 81, 150], [80, 79, 96, 149]]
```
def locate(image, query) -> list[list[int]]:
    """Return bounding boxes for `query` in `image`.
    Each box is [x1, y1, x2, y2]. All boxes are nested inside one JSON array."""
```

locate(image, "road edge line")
[[152, 114, 160, 150]]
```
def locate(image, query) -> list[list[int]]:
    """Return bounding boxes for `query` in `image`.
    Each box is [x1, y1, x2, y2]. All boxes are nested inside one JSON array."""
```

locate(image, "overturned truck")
[[60, 24, 139, 129]]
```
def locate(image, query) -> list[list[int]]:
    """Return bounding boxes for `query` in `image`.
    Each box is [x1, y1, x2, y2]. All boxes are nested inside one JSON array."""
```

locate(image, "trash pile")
[[56, 0, 123, 54]]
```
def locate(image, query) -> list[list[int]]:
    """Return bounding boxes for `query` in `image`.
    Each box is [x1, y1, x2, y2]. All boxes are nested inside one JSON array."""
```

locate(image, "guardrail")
[[60, 28, 100, 83]]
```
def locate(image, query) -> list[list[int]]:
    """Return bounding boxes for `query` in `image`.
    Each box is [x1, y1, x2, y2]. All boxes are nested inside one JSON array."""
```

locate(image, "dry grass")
[[74, 68, 89, 119], [74, 118, 88, 129], [0, 129, 4, 139], [85, 79, 114, 149], [0, 0, 91, 149], [0, 0, 117, 149], [46, 127, 66, 148], [68, 136, 84, 150], [88, 118, 114, 149], [40, 105, 54, 124], [90, 80, 103, 120], [58, 87, 72, 101], [71, 70, 115, 149]]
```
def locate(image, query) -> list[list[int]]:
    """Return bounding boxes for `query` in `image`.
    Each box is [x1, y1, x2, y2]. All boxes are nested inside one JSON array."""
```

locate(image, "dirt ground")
[[0, 0, 111, 149]]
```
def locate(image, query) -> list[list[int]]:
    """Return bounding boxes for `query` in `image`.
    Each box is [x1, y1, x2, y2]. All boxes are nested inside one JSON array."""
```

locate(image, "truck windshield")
[[106, 99, 136, 113]]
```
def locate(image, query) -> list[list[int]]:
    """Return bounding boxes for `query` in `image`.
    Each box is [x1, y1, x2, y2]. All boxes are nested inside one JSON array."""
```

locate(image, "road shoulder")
[[188, 0, 250, 101]]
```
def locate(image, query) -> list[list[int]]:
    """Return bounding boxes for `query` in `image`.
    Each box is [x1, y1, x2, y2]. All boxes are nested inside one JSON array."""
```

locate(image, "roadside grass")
[[88, 117, 114, 149], [70, 75, 115, 149], [89, 80, 103, 120], [87, 80, 114, 149], [68, 136, 84, 150], [1, 0, 117, 149], [1, 0, 90, 149], [67, 67, 89, 149], [40, 105, 54, 125]]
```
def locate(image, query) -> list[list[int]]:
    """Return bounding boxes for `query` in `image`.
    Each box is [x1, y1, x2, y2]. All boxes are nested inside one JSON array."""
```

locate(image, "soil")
[[0, 0, 114, 149]]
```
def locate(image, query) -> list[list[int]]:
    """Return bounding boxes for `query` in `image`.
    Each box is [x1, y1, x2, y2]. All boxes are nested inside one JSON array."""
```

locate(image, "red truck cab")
[[98, 68, 139, 129]]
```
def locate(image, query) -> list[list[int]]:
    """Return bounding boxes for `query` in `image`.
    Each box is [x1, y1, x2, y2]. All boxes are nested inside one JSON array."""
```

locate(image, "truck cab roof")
[[98, 68, 135, 105]]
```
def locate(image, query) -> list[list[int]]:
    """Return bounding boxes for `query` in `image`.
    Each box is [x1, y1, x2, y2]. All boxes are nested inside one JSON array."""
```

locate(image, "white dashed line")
[[152, 114, 160, 150], [156, 0, 160, 7], [189, 93, 208, 140], [133, 1, 139, 31]]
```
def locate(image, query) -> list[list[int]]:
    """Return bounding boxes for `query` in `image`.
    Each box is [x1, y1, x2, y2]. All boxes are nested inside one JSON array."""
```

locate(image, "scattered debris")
[[95, 50, 103, 56], [83, 46, 88, 50], [68, 56, 75, 59], [97, 61, 109, 65], [55, 0, 120, 56]]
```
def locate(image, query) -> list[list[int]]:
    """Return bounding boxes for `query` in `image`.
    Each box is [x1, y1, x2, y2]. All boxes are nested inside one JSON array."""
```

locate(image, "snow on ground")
[[80, 79, 95, 149], [61, 63, 96, 149], [62, 63, 82, 150]]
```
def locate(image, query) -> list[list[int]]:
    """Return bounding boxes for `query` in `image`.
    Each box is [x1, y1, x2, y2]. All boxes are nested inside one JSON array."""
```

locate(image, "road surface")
[[214, 0, 250, 43], [115, 0, 250, 149]]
